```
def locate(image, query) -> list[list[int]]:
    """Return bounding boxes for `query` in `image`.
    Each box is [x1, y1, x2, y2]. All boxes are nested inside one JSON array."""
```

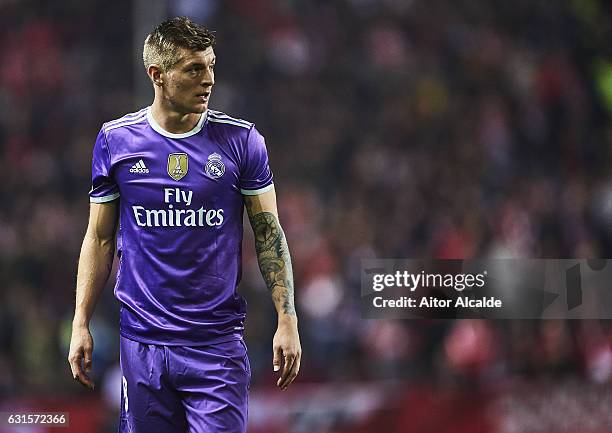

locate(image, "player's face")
[[164, 47, 215, 114]]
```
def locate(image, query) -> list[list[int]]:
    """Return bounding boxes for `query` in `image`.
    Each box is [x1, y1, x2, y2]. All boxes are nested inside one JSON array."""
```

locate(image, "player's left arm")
[[244, 187, 301, 390]]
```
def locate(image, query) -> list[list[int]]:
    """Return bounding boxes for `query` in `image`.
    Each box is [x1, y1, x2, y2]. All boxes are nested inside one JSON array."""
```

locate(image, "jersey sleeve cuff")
[[240, 183, 274, 196], [90, 192, 120, 203]]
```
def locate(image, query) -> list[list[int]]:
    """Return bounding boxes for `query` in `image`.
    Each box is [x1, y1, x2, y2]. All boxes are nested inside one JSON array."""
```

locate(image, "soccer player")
[[67, 17, 301, 433]]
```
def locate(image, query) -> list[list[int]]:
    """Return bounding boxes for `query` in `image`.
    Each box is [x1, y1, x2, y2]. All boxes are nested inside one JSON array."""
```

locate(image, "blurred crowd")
[[1, 0, 612, 414]]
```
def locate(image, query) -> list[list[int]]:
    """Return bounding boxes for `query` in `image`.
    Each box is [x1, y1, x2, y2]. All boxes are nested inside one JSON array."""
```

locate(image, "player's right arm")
[[68, 200, 119, 390]]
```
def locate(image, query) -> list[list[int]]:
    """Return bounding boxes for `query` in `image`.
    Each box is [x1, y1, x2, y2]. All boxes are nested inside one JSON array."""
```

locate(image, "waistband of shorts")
[[119, 329, 244, 347]]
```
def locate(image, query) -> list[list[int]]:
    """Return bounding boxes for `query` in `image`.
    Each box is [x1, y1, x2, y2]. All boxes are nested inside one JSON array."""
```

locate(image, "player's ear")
[[147, 64, 164, 87]]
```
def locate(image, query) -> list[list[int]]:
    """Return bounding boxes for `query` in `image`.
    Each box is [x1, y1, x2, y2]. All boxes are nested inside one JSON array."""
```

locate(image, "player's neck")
[[150, 100, 202, 134]]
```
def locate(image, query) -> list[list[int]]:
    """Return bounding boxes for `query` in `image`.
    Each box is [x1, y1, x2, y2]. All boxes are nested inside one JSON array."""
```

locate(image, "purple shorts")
[[119, 335, 251, 433]]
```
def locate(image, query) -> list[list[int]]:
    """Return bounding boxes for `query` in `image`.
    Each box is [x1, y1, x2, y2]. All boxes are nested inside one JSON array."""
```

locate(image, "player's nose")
[[201, 70, 214, 87]]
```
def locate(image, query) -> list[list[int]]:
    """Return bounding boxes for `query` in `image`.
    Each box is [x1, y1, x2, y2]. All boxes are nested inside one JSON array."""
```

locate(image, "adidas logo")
[[130, 159, 149, 174]]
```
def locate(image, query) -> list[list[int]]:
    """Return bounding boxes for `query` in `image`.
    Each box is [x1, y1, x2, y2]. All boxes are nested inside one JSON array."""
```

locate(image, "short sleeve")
[[240, 126, 274, 195], [89, 128, 120, 203]]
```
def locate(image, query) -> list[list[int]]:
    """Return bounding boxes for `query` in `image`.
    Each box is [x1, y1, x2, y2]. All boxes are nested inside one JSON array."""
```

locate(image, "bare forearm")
[[251, 212, 296, 318], [73, 234, 115, 326]]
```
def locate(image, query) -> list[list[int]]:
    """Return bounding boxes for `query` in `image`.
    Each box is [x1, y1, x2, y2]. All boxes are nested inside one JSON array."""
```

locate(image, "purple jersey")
[[89, 107, 273, 345]]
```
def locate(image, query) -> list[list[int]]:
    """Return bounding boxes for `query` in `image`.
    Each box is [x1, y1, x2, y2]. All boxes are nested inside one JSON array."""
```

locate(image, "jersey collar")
[[146, 107, 208, 138]]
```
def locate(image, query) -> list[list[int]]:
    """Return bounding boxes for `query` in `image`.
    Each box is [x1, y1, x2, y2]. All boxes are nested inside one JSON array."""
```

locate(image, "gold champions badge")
[[167, 153, 188, 181]]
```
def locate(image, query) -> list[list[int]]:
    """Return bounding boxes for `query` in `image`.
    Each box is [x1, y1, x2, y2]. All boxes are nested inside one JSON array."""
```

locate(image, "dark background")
[[1, 0, 612, 432]]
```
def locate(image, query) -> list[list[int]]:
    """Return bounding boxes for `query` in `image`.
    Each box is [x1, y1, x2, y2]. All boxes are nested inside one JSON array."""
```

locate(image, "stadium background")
[[1, 0, 612, 432]]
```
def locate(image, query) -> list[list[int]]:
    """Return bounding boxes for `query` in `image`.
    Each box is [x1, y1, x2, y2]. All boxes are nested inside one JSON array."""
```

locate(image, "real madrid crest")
[[204, 153, 225, 179], [167, 153, 188, 181]]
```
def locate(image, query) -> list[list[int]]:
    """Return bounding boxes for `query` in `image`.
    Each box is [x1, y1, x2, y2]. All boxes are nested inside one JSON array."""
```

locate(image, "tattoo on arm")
[[250, 211, 296, 316]]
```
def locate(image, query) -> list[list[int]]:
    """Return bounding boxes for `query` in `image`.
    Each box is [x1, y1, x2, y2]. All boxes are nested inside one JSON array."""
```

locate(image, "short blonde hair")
[[143, 17, 215, 73]]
